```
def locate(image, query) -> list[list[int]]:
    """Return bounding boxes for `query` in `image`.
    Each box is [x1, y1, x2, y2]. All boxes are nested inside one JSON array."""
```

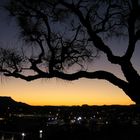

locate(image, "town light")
[[77, 117, 82, 121], [39, 130, 43, 133], [22, 133, 25, 137]]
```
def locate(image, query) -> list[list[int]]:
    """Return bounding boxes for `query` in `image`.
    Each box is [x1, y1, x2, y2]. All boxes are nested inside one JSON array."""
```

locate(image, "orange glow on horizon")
[[0, 78, 134, 106]]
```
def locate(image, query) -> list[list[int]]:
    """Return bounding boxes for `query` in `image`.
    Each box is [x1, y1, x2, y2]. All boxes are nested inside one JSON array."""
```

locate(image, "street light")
[[21, 133, 26, 140], [39, 130, 43, 139]]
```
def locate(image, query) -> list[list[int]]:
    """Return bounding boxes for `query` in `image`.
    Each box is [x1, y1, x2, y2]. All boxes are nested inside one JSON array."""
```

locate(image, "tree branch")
[[4, 68, 128, 92], [54, 70, 128, 90], [124, 0, 139, 60], [60, 1, 123, 64]]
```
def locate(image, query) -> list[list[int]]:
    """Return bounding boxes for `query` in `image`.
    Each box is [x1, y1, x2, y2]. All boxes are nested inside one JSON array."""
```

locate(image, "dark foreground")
[[0, 97, 140, 140], [0, 120, 140, 140], [0, 105, 140, 140]]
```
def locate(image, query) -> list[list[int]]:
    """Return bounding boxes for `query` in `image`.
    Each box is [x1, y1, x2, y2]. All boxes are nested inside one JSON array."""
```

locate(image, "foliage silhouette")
[[0, 0, 140, 104]]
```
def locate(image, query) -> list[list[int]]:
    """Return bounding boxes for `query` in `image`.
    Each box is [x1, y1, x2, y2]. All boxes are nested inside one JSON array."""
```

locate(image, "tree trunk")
[[120, 61, 140, 104], [124, 83, 140, 104]]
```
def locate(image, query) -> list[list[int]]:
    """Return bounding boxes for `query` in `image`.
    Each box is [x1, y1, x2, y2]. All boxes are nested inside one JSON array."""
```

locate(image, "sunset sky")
[[0, 0, 139, 106]]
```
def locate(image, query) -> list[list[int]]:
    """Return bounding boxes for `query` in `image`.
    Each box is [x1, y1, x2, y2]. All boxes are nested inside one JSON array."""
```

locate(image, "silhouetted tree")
[[0, 0, 140, 104]]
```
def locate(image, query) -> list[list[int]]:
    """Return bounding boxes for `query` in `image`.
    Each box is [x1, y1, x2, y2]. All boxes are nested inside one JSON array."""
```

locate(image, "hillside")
[[0, 96, 30, 114]]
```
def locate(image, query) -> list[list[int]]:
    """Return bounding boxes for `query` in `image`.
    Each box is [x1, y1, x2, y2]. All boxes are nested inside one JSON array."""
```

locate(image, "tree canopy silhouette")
[[0, 0, 140, 104]]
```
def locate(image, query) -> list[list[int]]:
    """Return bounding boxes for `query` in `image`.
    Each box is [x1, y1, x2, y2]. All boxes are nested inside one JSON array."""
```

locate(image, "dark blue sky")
[[0, 0, 139, 77], [0, 0, 18, 43]]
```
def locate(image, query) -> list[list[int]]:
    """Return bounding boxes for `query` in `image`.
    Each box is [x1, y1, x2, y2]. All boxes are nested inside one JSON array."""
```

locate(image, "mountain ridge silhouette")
[[0, 96, 29, 107], [0, 96, 31, 114]]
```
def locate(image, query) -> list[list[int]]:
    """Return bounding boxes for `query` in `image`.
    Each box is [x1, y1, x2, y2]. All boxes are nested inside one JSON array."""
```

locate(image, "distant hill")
[[0, 96, 31, 114], [0, 96, 139, 116], [0, 96, 59, 114], [0, 96, 29, 107]]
